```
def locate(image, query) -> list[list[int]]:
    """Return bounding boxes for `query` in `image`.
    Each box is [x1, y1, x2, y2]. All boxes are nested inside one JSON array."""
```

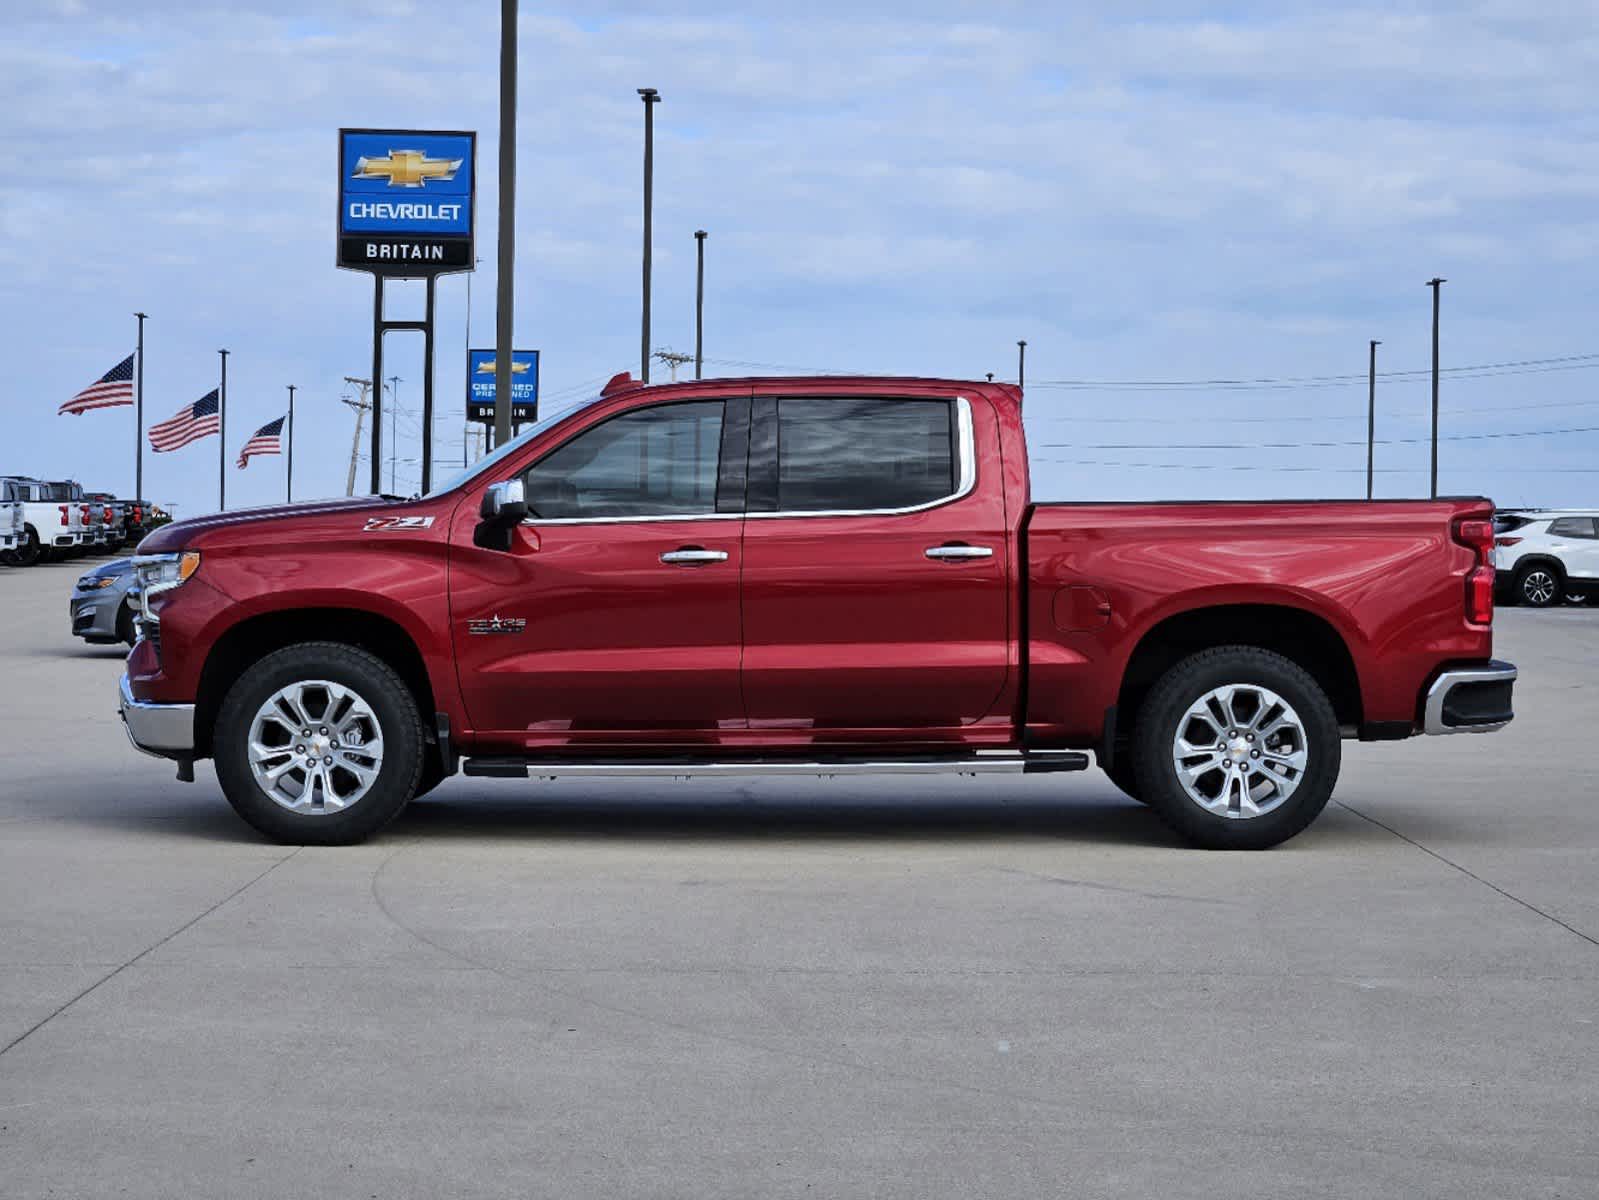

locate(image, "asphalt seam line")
[[1335, 800, 1599, 950], [0, 848, 302, 1060]]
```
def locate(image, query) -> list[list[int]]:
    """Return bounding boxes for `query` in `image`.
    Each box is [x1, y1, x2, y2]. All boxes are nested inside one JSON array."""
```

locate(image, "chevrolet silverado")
[[118, 374, 1516, 849]]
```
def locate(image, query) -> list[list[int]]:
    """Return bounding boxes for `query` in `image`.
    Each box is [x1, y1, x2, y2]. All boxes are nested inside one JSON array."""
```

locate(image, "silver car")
[[69, 557, 138, 645]]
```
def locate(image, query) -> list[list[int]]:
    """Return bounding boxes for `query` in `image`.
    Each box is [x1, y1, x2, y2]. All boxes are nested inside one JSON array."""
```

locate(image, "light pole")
[[1427, 278, 1445, 499], [1017, 339, 1026, 389], [1366, 341, 1380, 501], [134, 312, 147, 502], [493, 0, 518, 451], [638, 87, 660, 383], [286, 384, 296, 504], [694, 229, 707, 380], [218, 349, 229, 511]]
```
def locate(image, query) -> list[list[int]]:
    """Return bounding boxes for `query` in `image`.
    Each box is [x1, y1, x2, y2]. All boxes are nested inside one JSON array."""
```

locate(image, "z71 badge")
[[467, 615, 527, 635], [363, 516, 435, 531]]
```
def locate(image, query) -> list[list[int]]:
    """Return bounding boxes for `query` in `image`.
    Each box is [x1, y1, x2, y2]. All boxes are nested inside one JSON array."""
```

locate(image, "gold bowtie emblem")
[[475, 359, 532, 374], [351, 149, 462, 187]]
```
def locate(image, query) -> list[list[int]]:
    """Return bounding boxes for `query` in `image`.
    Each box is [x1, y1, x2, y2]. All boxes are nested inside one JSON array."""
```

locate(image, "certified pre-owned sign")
[[337, 129, 475, 275]]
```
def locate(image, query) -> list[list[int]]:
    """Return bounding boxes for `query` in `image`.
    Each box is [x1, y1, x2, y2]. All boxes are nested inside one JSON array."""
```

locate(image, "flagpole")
[[286, 385, 296, 504], [218, 349, 229, 512], [134, 312, 147, 502]]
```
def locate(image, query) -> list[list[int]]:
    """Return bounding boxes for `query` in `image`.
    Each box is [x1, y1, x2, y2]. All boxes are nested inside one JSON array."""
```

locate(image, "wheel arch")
[[1513, 555, 1567, 582], [194, 607, 438, 759], [1114, 603, 1362, 744]]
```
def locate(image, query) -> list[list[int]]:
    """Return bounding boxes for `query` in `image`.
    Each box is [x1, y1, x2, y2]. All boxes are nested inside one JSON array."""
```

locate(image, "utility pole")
[[638, 87, 660, 382], [342, 377, 372, 497], [694, 229, 707, 379], [386, 375, 402, 493], [1427, 278, 1445, 499], [493, 0, 518, 450], [1366, 341, 1380, 501], [286, 384, 296, 504], [654, 349, 692, 383], [1017, 340, 1027, 389]]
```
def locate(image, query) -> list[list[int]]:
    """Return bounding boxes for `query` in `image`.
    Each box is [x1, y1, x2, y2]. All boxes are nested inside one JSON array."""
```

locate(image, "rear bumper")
[[118, 672, 194, 757], [1423, 660, 1517, 735]]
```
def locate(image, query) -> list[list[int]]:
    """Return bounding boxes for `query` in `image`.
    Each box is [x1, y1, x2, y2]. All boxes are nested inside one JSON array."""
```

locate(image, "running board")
[[461, 750, 1090, 780]]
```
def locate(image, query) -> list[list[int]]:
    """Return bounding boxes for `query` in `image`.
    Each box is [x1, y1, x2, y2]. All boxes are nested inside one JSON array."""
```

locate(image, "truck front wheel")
[[213, 642, 425, 845], [1132, 646, 1340, 850]]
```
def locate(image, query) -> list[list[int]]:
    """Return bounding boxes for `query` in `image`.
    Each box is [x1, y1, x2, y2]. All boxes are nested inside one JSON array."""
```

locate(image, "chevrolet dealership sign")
[[337, 129, 476, 274], [467, 348, 539, 423]]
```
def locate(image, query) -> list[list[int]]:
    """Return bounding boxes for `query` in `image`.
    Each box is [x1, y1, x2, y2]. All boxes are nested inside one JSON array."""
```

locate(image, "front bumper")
[[1423, 660, 1517, 735], [118, 673, 194, 757]]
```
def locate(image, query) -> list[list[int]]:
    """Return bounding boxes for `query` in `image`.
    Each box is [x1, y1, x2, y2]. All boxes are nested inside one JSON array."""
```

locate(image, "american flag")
[[236, 415, 285, 469], [149, 390, 221, 452], [59, 353, 135, 415]]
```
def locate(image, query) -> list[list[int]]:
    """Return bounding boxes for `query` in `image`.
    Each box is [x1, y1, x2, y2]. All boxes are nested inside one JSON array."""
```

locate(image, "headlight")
[[87, 576, 119, 591], [132, 552, 201, 626], [134, 550, 201, 591]]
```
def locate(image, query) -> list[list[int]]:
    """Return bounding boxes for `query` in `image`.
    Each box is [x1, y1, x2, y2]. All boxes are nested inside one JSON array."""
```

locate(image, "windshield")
[[424, 393, 606, 498]]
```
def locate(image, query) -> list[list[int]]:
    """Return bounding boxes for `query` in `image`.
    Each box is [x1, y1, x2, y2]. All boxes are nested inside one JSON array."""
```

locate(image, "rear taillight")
[[80, 504, 91, 522], [1454, 517, 1495, 625], [132, 505, 143, 523], [104, 505, 113, 523], [1495, 536, 1522, 547], [58, 504, 69, 526]]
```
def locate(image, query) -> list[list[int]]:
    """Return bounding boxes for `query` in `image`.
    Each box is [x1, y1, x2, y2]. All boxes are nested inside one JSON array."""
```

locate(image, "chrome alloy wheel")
[[1170, 684, 1308, 820], [1522, 570, 1557, 605], [246, 680, 384, 814]]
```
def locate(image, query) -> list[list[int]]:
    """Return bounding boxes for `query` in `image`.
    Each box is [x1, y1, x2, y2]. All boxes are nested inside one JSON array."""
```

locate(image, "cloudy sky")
[[5, 0, 1599, 515]]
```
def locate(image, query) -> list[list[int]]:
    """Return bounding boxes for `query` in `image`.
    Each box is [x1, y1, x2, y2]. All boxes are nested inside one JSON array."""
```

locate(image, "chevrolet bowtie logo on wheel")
[[467, 615, 527, 636], [351, 149, 463, 187]]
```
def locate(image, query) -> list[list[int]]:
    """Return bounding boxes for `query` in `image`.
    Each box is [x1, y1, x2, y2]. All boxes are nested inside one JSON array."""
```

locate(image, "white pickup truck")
[[0, 481, 21, 558], [0, 476, 87, 565]]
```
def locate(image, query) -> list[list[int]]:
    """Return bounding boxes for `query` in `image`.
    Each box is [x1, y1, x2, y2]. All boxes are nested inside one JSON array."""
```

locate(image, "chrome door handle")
[[660, 548, 729, 565], [925, 544, 994, 560]]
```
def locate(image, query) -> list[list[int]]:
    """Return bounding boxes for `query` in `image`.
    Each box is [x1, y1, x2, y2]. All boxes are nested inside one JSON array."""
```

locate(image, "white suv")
[[1494, 510, 1599, 607]]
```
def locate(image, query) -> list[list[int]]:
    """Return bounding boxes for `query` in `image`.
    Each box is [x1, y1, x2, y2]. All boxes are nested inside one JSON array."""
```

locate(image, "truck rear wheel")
[[213, 642, 425, 845], [1132, 646, 1340, 850]]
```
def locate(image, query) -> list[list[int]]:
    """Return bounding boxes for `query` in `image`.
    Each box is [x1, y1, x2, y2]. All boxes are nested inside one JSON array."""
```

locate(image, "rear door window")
[[766, 397, 956, 513]]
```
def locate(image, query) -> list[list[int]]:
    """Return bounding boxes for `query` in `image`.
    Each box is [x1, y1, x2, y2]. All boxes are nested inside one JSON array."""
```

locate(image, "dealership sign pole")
[[337, 128, 477, 495]]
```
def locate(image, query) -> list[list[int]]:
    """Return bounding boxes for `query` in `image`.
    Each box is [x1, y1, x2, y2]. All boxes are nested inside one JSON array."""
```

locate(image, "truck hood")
[[135, 496, 400, 554]]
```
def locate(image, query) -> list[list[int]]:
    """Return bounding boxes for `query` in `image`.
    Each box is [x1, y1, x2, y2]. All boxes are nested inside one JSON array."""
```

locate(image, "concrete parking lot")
[[1, 557, 1595, 1198]]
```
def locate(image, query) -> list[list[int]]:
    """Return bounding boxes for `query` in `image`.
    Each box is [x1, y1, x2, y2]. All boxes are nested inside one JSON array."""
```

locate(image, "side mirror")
[[479, 479, 528, 523], [474, 479, 529, 552]]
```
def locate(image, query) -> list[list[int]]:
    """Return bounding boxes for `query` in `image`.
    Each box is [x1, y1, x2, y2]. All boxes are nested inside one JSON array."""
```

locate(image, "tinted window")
[[1549, 517, 1599, 539], [1494, 514, 1533, 533], [775, 398, 955, 512], [523, 401, 723, 519]]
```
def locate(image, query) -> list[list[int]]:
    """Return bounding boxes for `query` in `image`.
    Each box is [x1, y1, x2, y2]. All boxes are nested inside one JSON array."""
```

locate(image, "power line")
[[1040, 422, 1599, 453], [1033, 457, 1599, 474]]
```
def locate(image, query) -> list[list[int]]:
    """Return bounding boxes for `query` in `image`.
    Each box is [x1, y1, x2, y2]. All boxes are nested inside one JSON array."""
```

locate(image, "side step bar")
[[462, 750, 1090, 780]]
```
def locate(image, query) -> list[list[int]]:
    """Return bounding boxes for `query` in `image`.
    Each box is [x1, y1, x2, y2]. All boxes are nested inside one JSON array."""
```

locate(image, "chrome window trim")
[[519, 397, 975, 527]]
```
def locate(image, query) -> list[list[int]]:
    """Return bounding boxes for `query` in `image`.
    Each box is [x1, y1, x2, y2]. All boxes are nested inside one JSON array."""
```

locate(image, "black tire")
[[10, 526, 43, 567], [1132, 646, 1341, 850], [213, 642, 425, 845], [1515, 563, 1563, 608], [1101, 756, 1146, 804], [116, 601, 137, 647]]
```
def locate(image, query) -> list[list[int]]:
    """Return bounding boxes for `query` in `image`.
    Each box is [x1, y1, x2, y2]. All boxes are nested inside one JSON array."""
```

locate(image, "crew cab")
[[118, 375, 1516, 849]]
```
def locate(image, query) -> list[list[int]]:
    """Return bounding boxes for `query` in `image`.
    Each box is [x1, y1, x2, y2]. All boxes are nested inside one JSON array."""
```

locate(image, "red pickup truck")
[[119, 374, 1516, 849]]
